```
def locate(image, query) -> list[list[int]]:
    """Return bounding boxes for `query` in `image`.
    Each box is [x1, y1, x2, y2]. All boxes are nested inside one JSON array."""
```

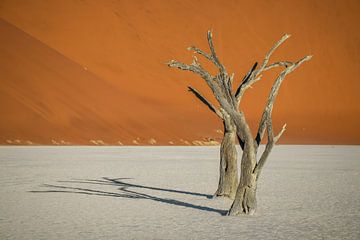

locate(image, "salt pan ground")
[[0, 146, 359, 239]]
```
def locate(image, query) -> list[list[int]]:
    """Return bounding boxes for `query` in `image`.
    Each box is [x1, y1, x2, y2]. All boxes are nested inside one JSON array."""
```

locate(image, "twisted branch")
[[235, 34, 291, 102], [168, 31, 311, 154], [255, 55, 313, 147], [168, 32, 249, 148]]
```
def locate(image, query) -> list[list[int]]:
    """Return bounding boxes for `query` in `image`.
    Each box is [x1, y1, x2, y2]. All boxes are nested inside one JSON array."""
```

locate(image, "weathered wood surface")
[[168, 31, 311, 215]]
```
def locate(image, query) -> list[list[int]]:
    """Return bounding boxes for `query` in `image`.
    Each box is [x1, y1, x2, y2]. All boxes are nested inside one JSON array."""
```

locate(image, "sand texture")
[[1, 0, 360, 145], [0, 146, 359, 239]]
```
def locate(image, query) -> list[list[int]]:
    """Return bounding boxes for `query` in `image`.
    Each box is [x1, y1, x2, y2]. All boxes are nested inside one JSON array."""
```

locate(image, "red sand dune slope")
[[0, 19, 216, 145], [0, 0, 359, 145]]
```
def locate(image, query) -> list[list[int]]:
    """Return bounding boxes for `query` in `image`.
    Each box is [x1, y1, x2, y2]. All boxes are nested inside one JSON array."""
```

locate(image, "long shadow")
[[30, 178, 227, 216], [57, 177, 213, 199], [30, 184, 140, 198]]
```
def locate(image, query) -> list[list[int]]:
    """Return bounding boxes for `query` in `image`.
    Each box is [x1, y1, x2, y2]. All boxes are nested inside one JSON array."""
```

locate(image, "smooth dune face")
[[0, 0, 359, 145]]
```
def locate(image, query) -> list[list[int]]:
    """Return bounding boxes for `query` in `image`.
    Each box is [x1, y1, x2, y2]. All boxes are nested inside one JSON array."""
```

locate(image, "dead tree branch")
[[253, 120, 286, 179], [167, 60, 213, 82], [187, 46, 214, 65], [235, 34, 291, 103], [168, 30, 312, 216], [235, 62, 258, 99], [207, 30, 226, 74], [168, 31, 249, 148], [255, 55, 312, 147], [187, 86, 223, 119]]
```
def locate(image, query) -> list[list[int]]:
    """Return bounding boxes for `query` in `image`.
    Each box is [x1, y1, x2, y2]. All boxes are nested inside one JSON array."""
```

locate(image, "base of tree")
[[213, 190, 235, 199], [213, 175, 237, 199], [227, 184, 257, 216]]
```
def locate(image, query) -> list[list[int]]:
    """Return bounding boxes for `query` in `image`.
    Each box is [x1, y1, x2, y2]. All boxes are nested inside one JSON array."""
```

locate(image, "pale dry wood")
[[187, 46, 213, 65], [235, 34, 291, 103], [168, 32, 249, 146], [215, 113, 238, 198], [253, 118, 283, 179], [168, 33, 246, 199], [207, 30, 226, 74], [255, 55, 313, 147], [168, 30, 311, 216], [186, 86, 238, 198]]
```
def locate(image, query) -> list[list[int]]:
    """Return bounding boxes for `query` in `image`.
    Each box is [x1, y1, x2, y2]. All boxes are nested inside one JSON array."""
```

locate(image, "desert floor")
[[0, 146, 359, 239]]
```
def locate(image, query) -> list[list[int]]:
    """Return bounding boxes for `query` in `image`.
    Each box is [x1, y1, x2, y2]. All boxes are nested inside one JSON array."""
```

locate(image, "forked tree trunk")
[[168, 30, 311, 216], [214, 117, 238, 198]]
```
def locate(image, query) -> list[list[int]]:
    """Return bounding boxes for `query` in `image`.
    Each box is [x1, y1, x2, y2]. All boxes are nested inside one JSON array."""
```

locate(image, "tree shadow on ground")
[[30, 177, 227, 216]]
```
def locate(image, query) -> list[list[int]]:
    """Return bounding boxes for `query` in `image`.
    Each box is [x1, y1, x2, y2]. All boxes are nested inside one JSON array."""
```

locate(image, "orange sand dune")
[[0, 19, 217, 145], [0, 0, 359, 145]]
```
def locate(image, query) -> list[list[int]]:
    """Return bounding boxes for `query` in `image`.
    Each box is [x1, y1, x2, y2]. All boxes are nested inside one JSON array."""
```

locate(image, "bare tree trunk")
[[186, 87, 238, 199], [168, 30, 311, 216], [228, 148, 258, 215], [214, 118, 238, 198]]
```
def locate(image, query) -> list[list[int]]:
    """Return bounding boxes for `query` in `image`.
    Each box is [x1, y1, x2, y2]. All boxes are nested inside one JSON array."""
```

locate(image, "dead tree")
[[187, 86, 238, 198], [168, 31, 311, 215]]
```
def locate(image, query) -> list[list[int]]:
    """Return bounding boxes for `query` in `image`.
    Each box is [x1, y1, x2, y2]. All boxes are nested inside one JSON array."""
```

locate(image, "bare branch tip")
[[167, 60, 176, 66], [187, 46, 197, 52], [192, 56, 199, 66], [207, 29, 214, 39], [274, 123, 287, 142], [296, 55, 313, 65]]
